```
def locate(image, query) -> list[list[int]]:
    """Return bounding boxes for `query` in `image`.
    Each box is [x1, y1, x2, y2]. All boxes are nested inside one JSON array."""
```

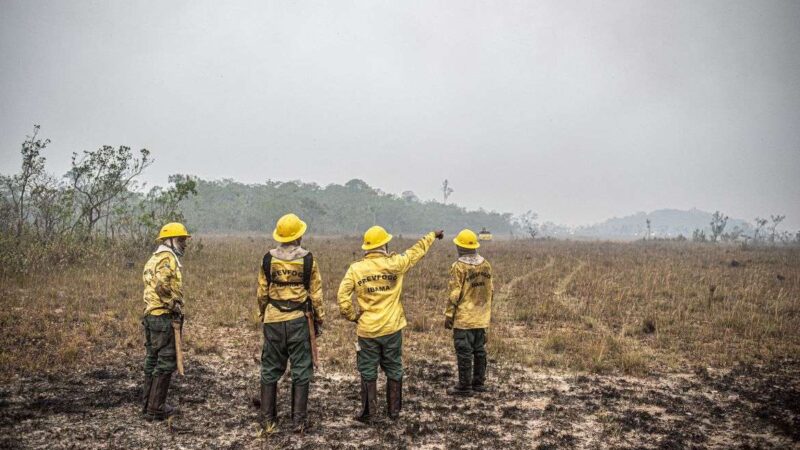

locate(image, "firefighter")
[[338, 226, 444, 422], [444, 229, 494, 396], [257, 213, 324, 432], [142, 222, 191, 420]]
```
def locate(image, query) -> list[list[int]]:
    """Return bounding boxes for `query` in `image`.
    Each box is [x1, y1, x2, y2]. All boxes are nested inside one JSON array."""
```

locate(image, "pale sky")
[[1, 1, 799, 228]]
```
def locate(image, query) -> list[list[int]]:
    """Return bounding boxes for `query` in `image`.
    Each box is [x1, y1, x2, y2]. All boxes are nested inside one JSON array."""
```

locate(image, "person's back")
[[338, 226, 444, 422], [340, 235, 433, 338], [255, 213, 324, 433], [445, 229, 494, 396], [448, 254, 493, 330]]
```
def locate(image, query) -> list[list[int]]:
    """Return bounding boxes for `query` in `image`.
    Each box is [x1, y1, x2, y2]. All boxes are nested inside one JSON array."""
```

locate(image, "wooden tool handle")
[[172, 320, 185, 376]]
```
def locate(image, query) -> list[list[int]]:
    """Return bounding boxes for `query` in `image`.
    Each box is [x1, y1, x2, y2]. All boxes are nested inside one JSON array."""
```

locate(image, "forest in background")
[[3, 126, 797, 277], [180, 178, 515, 236]]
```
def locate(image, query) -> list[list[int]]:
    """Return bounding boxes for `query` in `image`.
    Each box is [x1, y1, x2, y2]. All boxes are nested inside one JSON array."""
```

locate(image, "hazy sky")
[[2, 1, 799, 228]]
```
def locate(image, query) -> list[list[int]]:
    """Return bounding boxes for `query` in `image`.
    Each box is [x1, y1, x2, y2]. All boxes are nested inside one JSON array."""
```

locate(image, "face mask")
[[457, 246, 477, 256], [168, 238, 186, 256]]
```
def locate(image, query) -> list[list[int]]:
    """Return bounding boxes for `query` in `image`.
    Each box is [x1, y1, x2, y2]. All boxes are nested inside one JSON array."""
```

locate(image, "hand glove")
[[444, 316, 454, 330], [314, 318, 324, 336], [171, 301, 183, 316], [258, 304, 267, 322], [434, 230, 445, 240]]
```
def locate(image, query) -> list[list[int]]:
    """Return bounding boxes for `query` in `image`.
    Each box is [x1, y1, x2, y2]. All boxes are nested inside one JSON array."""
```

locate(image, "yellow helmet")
[[362, 225, 393, 250], [273, 213, 307, 243], [157, 222, 191, 241], [453, 229, 480, 249]]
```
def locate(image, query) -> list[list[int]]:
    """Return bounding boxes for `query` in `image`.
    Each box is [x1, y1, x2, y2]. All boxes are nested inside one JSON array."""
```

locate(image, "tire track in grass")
[[496, 255, 555, 304], [551, 258, 615, 335], [552, 258, 586, 297], [550, 259, 657, 371], [491, 256, 555, 367]]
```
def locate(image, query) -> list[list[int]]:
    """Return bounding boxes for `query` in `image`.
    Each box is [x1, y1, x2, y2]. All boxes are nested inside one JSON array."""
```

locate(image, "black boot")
[[386, 379, 402, 420], [472, 352, 488, 392], [447, 383, 472, 396], [141, 375, 153, 415], [291, 383, 309, 432], [260, 382, 278, 428], [146, 373, 178, 420], [355, 379, 378, 423], [447, 354, 473, 396]]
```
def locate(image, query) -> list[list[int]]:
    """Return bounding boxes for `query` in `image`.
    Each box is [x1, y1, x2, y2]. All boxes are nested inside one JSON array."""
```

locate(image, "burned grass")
[[2, 355, 798, 448]]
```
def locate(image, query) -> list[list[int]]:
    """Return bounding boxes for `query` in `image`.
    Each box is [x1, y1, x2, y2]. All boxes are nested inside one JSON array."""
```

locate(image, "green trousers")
[[357, 330, 403, 382], [454, 328, 487, 387], [143, 314, 177, 377], [261, 316, 313, 386]]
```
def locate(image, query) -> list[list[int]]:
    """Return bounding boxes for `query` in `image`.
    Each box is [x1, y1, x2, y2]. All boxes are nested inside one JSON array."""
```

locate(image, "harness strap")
[[302, 253, 313, 291], [262, 253, 273, 284], [262, 251, 315, 311], [270, 280, 304, 286], [268, 298, 308, 312]]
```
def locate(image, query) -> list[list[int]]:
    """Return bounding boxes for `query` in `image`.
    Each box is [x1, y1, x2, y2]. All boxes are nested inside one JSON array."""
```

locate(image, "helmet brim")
[[156, 233, 191, 242], [272, 220, 307, 243], [362, 233, 393, 250], [453, 237, 480, 249]]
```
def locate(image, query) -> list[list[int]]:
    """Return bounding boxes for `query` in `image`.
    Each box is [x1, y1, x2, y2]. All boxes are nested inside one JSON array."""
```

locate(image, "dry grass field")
[[1, 236, 799, 449]]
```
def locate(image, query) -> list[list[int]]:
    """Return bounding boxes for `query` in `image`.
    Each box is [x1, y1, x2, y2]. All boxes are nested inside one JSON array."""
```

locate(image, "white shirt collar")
[[155, 244, 183, 268], [457, 254, 484, 265]]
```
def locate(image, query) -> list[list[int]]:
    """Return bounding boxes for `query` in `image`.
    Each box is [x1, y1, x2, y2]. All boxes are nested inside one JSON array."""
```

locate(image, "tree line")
[[0, 126, 517, 275], [180, 178, 516, 236], [3, 126, 796, 276]]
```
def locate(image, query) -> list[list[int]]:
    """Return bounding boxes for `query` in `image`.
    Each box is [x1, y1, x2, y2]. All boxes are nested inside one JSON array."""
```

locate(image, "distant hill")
[[573, 208, 753, 239]]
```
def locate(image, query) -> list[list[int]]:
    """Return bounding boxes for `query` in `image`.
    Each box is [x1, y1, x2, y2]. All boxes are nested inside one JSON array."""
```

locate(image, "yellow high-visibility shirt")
[[444, 255, 493, 329], [257, 250, 324, 324], [338, 232, 436, 338], [143, 248, 184, 316]]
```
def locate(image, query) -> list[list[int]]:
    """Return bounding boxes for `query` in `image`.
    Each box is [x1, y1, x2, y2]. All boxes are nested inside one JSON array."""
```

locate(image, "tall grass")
[[0, 237, 797, 380]]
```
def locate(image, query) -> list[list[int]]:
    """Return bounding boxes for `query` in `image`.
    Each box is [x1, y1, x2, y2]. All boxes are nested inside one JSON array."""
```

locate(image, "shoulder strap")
[[262, 253, 273, 285], [302, 252, 313, 292]]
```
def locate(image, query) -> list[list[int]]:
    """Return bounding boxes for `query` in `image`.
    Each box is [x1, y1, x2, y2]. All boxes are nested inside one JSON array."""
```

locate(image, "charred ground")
[[1, 353, 798, 449]]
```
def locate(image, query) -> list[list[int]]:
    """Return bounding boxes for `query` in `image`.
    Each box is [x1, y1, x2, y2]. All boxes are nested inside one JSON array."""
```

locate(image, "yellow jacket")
[[445, 254, 493, 329], [338, 232, 436, 338], [257, 245, 324, 324], [143, 246, 184, 316]]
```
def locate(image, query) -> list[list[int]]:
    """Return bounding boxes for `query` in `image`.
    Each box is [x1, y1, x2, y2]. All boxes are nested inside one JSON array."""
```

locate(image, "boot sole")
[[446, 390, 473, 396], [144, 414, 167, 421], [354, 416, 387, 424], [144, 409, 179, 421]]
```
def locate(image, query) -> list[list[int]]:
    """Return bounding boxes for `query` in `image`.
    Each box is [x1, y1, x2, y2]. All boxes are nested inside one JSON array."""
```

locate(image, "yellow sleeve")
[[257, 264, 269, 318], [486, 261, 494, 301], [155, 256, 182, 308], [444, 262, 464, 319], [310, 259, 324, 320], [393, 232, 436, 273], [337, 266, 357, 322]]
